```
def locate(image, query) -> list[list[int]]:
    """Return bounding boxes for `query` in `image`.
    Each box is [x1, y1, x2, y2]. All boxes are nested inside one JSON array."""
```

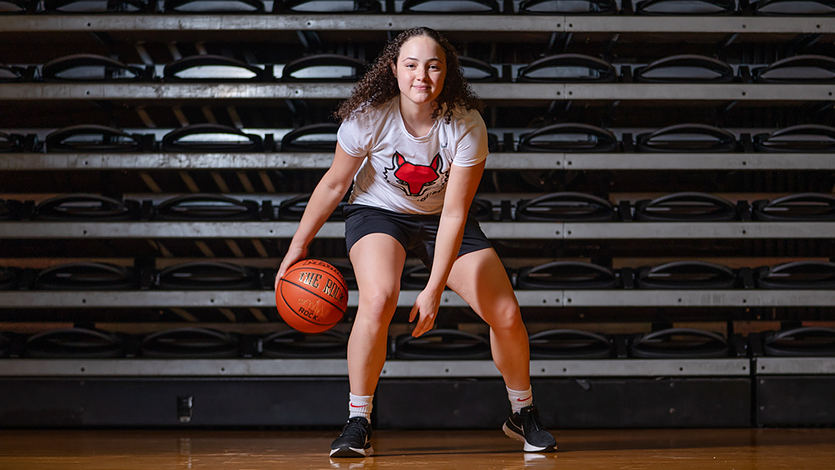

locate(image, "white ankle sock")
[[348, 393, 373, 421], [507, 386, 533, 414]]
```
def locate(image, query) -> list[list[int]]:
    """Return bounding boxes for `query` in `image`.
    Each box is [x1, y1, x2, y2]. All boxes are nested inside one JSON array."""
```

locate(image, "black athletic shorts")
[[343, 203, 492, 267]]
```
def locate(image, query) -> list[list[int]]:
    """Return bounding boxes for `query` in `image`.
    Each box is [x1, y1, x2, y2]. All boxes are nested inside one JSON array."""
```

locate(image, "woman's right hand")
[[275, 244, 307, 290]]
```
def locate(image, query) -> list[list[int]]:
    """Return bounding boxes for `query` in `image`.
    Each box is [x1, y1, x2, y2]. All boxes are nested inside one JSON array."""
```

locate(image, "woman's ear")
[[390, 62, 396, 76]]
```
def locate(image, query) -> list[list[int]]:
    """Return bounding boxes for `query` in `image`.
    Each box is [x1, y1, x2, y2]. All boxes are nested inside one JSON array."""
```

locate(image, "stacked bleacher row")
[[3, 122, 835, 153], [2, 0, 833, 15], [2, 51, 833, 83], [1, 257, 834, 290], [3, 190, 835, 221], [0, 323, 832, 360]]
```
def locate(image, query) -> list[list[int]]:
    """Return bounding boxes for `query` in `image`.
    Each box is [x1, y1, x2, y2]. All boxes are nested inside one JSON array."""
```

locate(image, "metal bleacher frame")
[[1, 7, 834, 427]]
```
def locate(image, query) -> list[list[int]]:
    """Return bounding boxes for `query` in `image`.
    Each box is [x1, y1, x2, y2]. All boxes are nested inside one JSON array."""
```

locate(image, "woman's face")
[[392, 35, 447, 110]]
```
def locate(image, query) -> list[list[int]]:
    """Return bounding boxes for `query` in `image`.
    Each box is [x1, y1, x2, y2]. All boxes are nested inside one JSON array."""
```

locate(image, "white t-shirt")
[[337, 96, 489, 215]]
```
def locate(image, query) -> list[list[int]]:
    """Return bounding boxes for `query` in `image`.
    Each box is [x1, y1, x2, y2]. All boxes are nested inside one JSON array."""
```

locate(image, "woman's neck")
[[399, 98, 437, 138]]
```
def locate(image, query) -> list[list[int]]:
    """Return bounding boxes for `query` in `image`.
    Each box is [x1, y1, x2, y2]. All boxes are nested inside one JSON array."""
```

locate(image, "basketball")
[[275, 259, 348, 333]]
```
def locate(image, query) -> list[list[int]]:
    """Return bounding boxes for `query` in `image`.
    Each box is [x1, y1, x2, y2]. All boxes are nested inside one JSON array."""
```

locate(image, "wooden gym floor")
[[1, 428, 834, 469]]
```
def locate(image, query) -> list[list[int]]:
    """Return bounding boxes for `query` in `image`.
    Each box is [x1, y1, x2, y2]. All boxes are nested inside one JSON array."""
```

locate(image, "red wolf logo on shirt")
[[384, 151, 446, 198]]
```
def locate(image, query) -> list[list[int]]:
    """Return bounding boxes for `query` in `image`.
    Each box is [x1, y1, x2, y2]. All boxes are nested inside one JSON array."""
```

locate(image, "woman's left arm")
[[409, 159, 486, 337]]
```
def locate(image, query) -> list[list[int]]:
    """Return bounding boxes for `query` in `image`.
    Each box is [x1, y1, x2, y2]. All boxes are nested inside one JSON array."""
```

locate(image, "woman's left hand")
[[409, 288, 442, 337]]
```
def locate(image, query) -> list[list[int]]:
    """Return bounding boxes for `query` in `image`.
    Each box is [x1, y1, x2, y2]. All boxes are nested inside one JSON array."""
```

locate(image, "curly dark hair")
[[336, 27, 484, 123]]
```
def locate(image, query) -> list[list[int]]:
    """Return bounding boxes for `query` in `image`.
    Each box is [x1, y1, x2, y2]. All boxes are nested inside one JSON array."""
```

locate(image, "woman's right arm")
[[275, 143, 364, 284]]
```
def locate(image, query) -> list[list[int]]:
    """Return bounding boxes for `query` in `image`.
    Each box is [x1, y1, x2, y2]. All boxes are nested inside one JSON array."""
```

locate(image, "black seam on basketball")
[[279, 283, 327, 327], [288, 265, 348, 293], [278, 278, 345, 326], [280, 274, 347, 313], [281, 288, 342, 326]]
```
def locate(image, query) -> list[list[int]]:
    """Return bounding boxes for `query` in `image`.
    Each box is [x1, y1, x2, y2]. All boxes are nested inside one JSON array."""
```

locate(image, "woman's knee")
[[485, 299, 524, 332], [356, 289, 399, 324]]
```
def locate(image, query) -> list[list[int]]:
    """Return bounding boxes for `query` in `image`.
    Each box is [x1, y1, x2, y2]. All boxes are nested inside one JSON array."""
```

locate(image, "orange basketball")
[[275, 259, 348, 333]]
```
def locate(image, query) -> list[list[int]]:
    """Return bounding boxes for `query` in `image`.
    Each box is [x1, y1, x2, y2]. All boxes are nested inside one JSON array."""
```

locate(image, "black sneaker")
[[502, 404, 557, 452], [330, 417, 373, 458]]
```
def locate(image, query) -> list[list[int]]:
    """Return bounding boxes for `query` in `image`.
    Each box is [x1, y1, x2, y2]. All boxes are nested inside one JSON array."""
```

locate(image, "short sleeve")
[[452, 109, 489, 168], [337, 113, 373, 158]]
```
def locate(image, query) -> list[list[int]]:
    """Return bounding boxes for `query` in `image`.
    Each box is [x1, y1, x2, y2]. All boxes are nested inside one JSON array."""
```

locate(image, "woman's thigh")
[[446, 247, 520, 327], [349, 233, 408, 315]]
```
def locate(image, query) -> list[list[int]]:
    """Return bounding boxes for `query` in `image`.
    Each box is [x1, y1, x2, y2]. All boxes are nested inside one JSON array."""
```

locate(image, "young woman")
[[276, 27, 557, 458]]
